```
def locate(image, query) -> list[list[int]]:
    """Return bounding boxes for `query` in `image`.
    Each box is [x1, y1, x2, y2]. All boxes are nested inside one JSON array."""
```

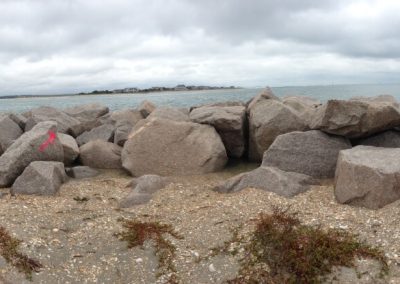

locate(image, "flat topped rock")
[[190, 105, 246, 158], [214, 166, 316, 197], [262, 130, 351, 179], [335, 146, 400, 209], [11, 161, 66, 196], [310, 99, 400, 138]]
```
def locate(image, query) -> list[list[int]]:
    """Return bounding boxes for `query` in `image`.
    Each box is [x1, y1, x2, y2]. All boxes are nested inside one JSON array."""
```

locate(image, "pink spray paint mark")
[[39, 131, 57, 152]]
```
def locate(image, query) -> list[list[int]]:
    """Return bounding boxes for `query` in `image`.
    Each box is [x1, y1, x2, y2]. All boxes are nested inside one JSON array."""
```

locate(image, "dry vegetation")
[[0, 226, 42, 280], [217, 207, 388, 283]]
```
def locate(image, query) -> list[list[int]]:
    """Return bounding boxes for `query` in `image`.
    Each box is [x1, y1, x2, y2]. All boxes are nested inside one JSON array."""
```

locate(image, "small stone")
[[135, 258, 143, 263], [209, 263, 216, 272], [53, 228, 59, 232]]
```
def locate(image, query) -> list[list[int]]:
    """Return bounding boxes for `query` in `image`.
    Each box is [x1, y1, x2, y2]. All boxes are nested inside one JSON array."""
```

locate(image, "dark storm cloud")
[[0, 0, 400, 95]]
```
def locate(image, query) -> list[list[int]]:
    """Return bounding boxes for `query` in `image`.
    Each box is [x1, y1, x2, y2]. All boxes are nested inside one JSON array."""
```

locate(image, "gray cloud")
[[0, 0, 400, 95]]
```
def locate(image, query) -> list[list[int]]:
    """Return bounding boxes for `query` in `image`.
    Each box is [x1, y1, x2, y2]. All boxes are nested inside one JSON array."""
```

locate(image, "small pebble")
[[209, 263, 216, 272]]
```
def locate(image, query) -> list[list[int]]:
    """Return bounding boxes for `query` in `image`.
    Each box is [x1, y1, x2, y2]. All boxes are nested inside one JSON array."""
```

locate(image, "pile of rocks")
[[1, 90, 400, 209]]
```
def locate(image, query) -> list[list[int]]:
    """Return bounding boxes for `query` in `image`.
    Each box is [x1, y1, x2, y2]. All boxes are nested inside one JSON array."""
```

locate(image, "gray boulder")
[[137, 100, 156, 118], [357, 130, 400, 148], [0, 121, 64, 187], [63, 103, 110, 134], [108, 109, 143, 124], [119, 175, 170, 207], [0, 116, 22, 155], [282, 96, 321, 126], [262, 130, 351, 179], [147, 107, 190, 122], [114, 120, 134, 146], [76, 124, 115, 146], [8, 113, 28, 129], [190, 105, 247, 158], [122, 118, 227, 176], [79, 140, 122, 169], [11, 161, 66, 196], [214, 166, 315, 197], [64, 103, 109, 122], [24, 106, 84, 136], [66, 166, 99, 179], [246, 88, 280, 112], [248, 99, 308, 162], [58, 133, 79, 165], [335, 146, 400, 209], [310, 99, 400, 138], [350, 94, 398, 104]]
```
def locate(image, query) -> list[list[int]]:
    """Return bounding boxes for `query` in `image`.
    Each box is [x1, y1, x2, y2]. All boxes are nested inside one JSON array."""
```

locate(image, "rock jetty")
[[1, 89, 400, 209]]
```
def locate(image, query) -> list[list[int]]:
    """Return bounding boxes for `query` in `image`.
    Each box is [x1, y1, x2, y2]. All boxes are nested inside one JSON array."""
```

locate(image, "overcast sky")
[[0, 0, 400, 95]]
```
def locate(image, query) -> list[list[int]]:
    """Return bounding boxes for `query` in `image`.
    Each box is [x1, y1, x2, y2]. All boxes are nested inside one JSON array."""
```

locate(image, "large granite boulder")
[[190, 105, 247, 158], [122, 118, 227, 176], [58, 133, 79, 165], [108, 109, 143, 123], [119, 175, 170, 207], [262, 130, 351, 179], [24, 106, 84, 136], [108, 109, 144, 146], [76, 124, 115, 146], [248, 99, 308, 161], [246, 88, 280, 111], [137, 100, 156, 118], [335, 146, 400, 209], [66, 166, 99, 179], [214, 166, 315, 197], [357, 130, 400, 148], [11, 161, 66, 196], [0, 121, 64, 187], [0, 115, 23, 155], [114, 120, 134, 146], [8, 113, 28, 129], [64, 103, 109, 122], [282, 96, 321, 126], [79, 140, 122, 169], [147, 107, 190, 122], [310, 99, 400, 138], [350, 94, 398, 104]]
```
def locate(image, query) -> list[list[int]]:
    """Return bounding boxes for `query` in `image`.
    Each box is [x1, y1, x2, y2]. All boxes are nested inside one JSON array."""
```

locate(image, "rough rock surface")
[[8, 113, 28, 129], [76, 124, 115, 146], [137, 100, 156, 118], [262, 130, 351, 179], [214, 166, 315, 197], [79, 140, 122, 169], [11, 161, 66, 195], [248, 99, 307, 161], [66, 166, 99, 179], [24, 106, 84, 136], [58, 133, 79, 166], [0, 121, 64, 187], [335, 146, 400, 209], [147, 107, 190, 122], [310, 99, 400, 138], [64, 103, 109, 122], [0, 115, 22, 155], [357, 130, 400, 148], [190, 105, 247, 158], [119, 175, 170, 207], [282, 96, 321, 126], [246, 88, 280, 111], [108, 109, 143, 124], [122, 118, 227, 176]]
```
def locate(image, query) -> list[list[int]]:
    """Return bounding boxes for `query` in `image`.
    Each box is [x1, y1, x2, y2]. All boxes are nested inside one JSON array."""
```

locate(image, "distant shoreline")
[[0, 85, 239, 100]]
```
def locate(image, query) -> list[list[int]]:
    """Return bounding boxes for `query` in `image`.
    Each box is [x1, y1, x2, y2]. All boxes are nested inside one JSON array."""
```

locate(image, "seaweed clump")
[[0, 226, 42, 280], [115, 219, 183, 283], [226, 207, 388, 283]]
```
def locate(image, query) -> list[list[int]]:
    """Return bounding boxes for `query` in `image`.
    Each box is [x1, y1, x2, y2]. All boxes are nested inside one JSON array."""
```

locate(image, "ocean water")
[[1, 84, 400, 113]]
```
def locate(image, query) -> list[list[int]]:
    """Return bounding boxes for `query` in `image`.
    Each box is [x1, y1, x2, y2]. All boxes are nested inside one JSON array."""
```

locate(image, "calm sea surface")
[[1, 84, 400, 113]]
